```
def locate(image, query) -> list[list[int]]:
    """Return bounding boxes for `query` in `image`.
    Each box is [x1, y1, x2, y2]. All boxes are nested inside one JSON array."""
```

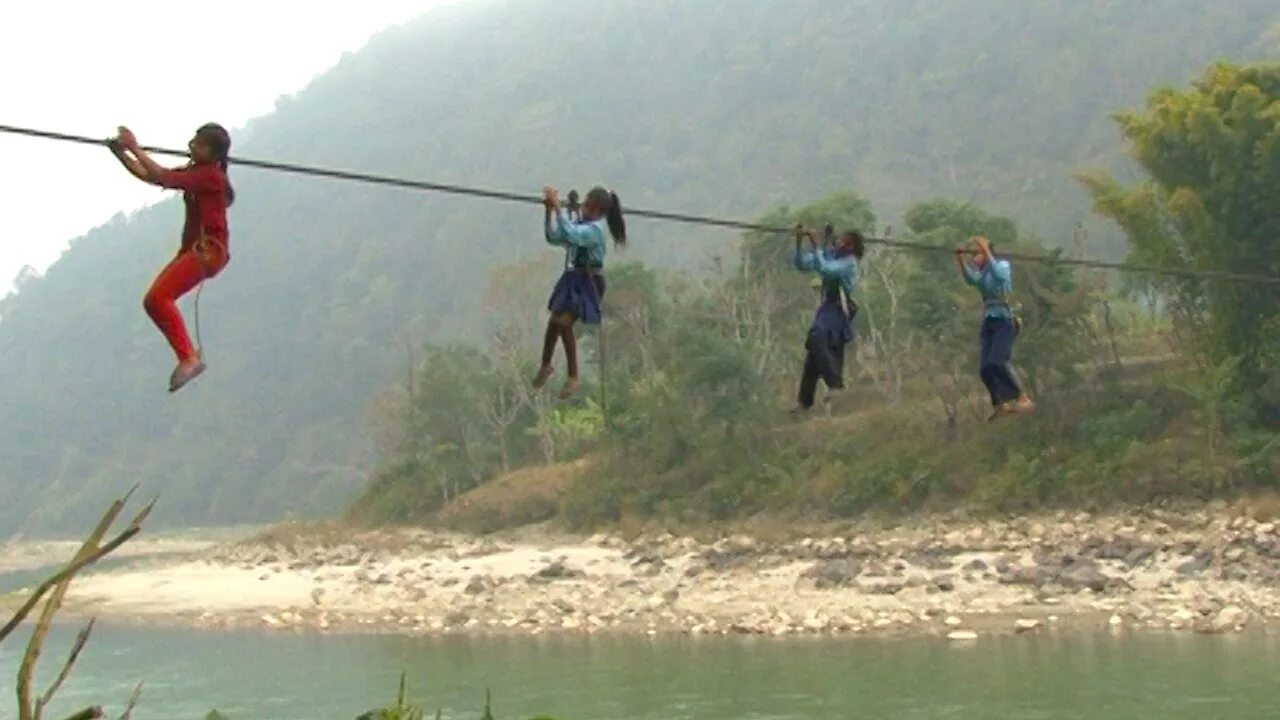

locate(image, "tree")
[[1079, 62, 1280, 415], [480, 256, 565, 465]]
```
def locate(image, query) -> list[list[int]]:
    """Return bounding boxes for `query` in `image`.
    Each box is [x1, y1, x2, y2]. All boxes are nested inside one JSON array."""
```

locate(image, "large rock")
[[1123, 546, 1155, 568], [1175, 552, 1213, 576], [931, 574, 956, 593], [1255, 539, 1280, 559], [1014, 618, 1043, 633], [1094, 537, 1140, 560], [1057, 560, 1110, 593], [1197, 605, 1249, 634], [999, 565, 1056, 587], [1103, 577, 1135, 595], [862, 579, 905, 596], [814, 540, 854, 560], [631, 554, 668, 577], [802, 559, 864, 589], [913, 551, 956, 571], [532, 560, 585, 582], [463, 576, 489, 595]]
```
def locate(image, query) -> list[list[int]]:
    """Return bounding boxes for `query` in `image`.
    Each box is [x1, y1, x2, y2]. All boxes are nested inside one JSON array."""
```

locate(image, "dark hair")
[[586, 186, 626, 247], [197, 123, 235, 207], [844, 230, 866, 259]]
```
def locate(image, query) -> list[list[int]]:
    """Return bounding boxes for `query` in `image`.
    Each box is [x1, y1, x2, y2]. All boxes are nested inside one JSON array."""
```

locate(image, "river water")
[[2, 623, 1278, 719]]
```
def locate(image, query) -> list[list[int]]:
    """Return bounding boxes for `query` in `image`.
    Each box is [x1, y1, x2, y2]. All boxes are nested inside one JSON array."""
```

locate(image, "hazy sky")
[[0, 1, 462, 294]]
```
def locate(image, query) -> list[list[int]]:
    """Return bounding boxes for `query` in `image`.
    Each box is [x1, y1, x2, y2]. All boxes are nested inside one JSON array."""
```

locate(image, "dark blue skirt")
[[547, 269, 607, 325], [809, 299, 853, 347]]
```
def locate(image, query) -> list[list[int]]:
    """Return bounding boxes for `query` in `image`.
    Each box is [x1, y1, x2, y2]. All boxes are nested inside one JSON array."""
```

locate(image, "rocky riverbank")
[[15, 504, 1280, 639]]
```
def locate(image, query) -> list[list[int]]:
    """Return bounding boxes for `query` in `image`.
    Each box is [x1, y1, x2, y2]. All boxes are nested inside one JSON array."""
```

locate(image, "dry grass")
[[238, 520, 351, 550], [1237, 491, 1280, 523], [434, 456, 597, 534]]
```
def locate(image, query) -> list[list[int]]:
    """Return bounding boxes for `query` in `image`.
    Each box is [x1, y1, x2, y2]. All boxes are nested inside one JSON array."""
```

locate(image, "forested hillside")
[[1, 0, 1275, 534]]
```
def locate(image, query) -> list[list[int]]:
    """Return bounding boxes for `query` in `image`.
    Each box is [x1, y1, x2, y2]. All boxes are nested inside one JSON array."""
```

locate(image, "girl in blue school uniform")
[[954, 235, 1035, 420], [534, 186, 626, 399], [792, 224, 864, 414]]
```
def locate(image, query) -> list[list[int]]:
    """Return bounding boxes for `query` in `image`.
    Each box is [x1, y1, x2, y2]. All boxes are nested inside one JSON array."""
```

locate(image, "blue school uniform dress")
[[963, 257, 1023, 405], [545, 209, 608, 326], [795, 246, 858, 346], [793, 246, 859, 409]]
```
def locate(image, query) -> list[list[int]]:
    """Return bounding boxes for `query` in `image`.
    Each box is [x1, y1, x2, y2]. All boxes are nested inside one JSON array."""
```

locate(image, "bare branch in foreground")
[[3, 489, 154, 720], [34, 619, 97, 720]]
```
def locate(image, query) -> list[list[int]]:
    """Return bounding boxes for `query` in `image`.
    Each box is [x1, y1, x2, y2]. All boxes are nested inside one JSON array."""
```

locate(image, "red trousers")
[[144, 243, 228, 362]]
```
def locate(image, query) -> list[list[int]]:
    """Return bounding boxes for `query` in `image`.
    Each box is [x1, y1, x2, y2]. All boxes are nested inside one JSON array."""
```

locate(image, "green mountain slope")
[[0, 0, 1274, 534]]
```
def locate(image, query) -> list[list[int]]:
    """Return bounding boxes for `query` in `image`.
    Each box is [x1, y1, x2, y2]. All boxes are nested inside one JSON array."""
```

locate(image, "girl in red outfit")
[[109, 124, 234, 393]]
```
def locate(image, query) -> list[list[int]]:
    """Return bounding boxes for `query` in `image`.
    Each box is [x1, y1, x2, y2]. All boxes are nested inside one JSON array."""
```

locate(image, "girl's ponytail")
[[605, 191, 626, 247], [198, 123, 235, 207], [220, 158, 236, 207]]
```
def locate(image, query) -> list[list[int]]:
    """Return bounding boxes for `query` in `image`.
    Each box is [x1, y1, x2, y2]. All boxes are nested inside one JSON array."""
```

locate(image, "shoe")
[[1011, 395, 1036, 414], [532, 364, 554, 390], [169, 357, 207, 393], [558, 377, 580, 400], [987, 403, 1011, 423]]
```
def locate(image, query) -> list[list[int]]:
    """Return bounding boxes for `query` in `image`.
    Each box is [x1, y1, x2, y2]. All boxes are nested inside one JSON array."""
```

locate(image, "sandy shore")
[[0, 526, 253, 575], [6, 505, 1280, 640]]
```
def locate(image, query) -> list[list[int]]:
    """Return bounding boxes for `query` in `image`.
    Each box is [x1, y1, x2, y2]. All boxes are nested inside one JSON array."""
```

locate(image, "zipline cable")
[[4, 123, 1279, 287]]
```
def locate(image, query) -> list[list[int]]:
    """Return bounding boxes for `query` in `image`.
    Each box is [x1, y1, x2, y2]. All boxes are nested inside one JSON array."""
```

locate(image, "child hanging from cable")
[[109, 124, 234, 393], [792, 224, 864, 415], [534, 186, 626, 399], [954, 235, 1035, 420]]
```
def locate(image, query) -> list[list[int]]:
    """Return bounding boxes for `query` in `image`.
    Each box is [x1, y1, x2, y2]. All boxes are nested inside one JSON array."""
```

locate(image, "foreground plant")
[[2, 487, 155, 720]]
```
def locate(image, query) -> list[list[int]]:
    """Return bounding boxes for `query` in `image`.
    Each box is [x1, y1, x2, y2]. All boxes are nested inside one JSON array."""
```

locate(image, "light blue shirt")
[[963, 258, 1013, 319], [794, 248, 858, 299], [545, 209, 607, 268]]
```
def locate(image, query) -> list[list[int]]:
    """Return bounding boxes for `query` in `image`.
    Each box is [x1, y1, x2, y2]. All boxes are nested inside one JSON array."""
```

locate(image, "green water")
[[1, 625, 1278, 719]]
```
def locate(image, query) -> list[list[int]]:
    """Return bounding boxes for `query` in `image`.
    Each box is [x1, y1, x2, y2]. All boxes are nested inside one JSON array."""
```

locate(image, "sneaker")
[[169, 357, 207, 393], [558, 376, 580, 400], [532, 364, 554, 390]]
